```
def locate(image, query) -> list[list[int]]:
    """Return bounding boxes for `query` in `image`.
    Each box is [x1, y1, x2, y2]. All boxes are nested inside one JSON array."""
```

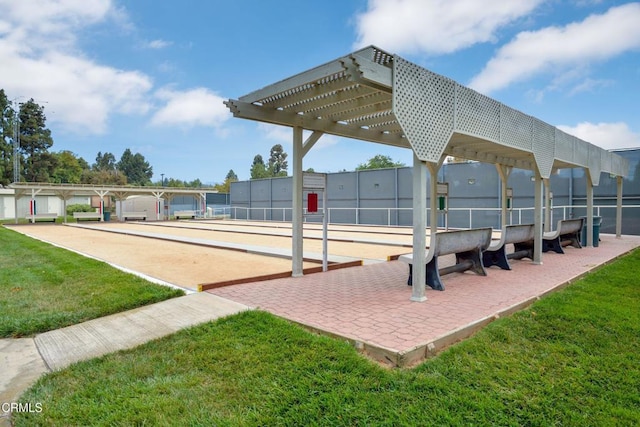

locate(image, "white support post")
[[152, 191, 164, 220], [94, 190, 110, 222], [411, 153, 427, 302], [292, 126, 304, 277], [13, 191, 20, 224], [543, 178, 551, 232], [426, 163, 439, 237], [322, 186, 328, 272], [533, 170, 543, 265], [616, 176, 623, 238], [496, 164, 512, 229], [586, 174, 594, 247]]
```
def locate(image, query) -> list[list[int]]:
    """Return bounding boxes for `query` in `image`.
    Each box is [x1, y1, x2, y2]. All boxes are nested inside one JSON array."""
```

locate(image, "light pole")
[[161, 173, 165, 187]]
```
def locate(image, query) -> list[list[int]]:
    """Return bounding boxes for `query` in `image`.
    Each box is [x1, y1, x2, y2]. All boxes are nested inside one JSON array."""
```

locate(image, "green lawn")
[[14, 248, 640, 426], [0, 226, 184, 337]]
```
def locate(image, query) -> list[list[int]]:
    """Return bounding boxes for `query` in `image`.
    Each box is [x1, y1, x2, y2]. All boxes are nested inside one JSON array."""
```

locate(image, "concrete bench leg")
[[561, 233, 582, 249], [542, 237, 564, 254], [482, 246, 511, 270], [406, 258, 446, 291], [512, 242, 534, 260], [455, 249, 487, 277]]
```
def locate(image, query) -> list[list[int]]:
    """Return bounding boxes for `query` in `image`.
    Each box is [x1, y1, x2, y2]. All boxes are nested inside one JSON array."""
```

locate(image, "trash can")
[[103, 211, 111, 221], [580, 216, 601, 247]]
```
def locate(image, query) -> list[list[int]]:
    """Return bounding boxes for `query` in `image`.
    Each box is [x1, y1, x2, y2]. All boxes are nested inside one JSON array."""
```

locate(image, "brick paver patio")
[[209, 234, 640, 366]]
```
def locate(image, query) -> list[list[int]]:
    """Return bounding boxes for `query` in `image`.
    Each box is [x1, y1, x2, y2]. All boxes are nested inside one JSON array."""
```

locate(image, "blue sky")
[[1, 0, 639, 184]]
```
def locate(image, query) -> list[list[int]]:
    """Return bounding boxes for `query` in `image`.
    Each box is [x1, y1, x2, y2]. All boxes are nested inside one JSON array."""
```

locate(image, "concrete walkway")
[[0, 292, 249, 425]]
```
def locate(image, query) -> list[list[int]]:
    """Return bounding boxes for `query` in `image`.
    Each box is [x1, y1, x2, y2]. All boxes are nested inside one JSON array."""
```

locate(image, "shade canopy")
[[225, 45, 628, 183]]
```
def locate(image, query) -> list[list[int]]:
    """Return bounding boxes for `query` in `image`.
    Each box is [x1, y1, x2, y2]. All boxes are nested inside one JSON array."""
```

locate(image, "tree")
[[117, 148, 153, 186], [81, 169, 127, 185], [268, 144, 288, 176], [356, 154, 406, 170], [0, 89, 15, 186], [94, 151, 117, 171], [18, 99, 54, 182], [51, 150, 87, 184], [215, 169, 238, 193], [250, 154, 269, 179]]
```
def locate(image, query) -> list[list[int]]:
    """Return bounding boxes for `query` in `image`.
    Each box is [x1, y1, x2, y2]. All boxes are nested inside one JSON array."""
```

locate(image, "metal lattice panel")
[[532, 119, 555, 178], [455, 85, 500, 142], [393, 56, 454, 162], [573, 135, 589, 166], [500, 105, 532, 152], [601, 150, 612, 174], [588, 144, 602, 185], [554, 129, 574, 164]]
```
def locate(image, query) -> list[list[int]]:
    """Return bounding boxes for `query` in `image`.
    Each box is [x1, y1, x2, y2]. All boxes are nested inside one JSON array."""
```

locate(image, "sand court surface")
[[7, 223, 319, 291], [7, 219, 413, 291]]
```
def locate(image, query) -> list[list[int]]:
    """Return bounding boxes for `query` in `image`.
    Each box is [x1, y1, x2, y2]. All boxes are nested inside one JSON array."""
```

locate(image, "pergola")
[[9, 182, 211, 223], [225, 46, 629, 302]]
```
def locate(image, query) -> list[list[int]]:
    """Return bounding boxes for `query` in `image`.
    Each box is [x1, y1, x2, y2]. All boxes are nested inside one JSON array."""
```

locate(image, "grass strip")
[[14, 248, 640, 425], [0, 226, 184, 337]]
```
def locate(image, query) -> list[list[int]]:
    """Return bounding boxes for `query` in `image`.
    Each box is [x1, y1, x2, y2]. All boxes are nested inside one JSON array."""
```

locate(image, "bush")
[[66, 204, 95, 215]]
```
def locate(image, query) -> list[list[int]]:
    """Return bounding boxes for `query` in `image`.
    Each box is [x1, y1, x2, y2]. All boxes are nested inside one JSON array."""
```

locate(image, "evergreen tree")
[[268, 144, 288, 176], [18, 99, 54, 182], [94, 151, 117, 171], [250, 154, 269, 179], [0, 90, 15, 186], [117, 148, 153, 186]]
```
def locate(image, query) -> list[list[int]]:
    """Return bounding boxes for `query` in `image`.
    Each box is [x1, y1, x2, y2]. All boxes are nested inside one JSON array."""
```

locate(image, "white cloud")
[[151, 88, 230, 128], [146, 39, 172, 49], [353, 0, 543, 54], [558, 122, 640, 150], [0, 0, 153, 134], [469, 3, 640, 94], [257, 123, 339, 149]]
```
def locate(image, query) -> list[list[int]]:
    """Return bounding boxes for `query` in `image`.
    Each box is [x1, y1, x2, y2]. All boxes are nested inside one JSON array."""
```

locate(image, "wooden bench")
[[542, 218, 584, 254], [122, 212, 147, 221], [398, 227, 492, 291], [25, 213, 58, 222], [175, 210, 197, 219], [73, 211, 102, 222], [482, 224, 535, 270]]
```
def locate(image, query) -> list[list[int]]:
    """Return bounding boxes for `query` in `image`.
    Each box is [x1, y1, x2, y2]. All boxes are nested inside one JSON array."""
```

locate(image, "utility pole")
[[13, 110, 19, 183]]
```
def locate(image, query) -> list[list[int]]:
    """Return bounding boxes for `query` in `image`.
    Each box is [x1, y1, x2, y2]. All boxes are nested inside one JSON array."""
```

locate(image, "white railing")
[[229, 205, 640, 230]]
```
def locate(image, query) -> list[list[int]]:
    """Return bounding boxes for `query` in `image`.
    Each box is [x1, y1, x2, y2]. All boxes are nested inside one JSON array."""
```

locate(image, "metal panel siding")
[[227, 149, 638, 230], [230, 181, 250, 205], [250, 180, 271, 203], [328, 173, 357, 200], [397, 167, 413, 199], [271, 177, 293, 202], [359, 169, 395, 199]]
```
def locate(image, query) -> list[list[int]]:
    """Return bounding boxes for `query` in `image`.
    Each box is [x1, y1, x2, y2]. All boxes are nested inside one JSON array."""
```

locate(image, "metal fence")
[[228, 205, 640, 235]]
